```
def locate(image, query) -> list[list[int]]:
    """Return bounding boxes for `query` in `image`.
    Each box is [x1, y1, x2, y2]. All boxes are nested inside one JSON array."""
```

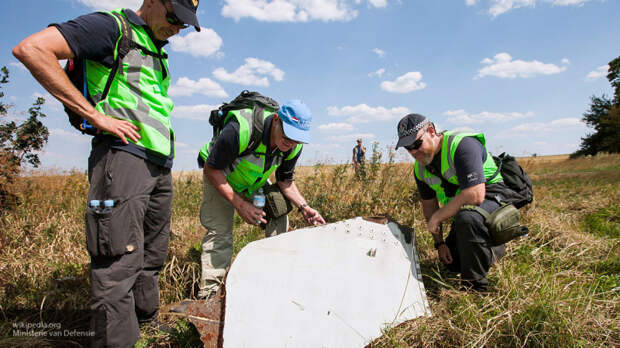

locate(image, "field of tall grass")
[[1, 149, 618, 347]]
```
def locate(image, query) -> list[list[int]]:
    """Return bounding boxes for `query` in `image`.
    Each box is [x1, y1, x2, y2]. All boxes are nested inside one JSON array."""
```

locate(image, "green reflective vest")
[[199, 108, 302, 198], [414, 131, 502, 205], [86, 9, 174, 157]]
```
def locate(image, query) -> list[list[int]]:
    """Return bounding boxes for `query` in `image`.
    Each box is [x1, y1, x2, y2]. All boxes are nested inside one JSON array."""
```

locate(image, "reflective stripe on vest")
[[199, 108, 303, 198], [86, 9, 174, 157], [414, 131, 502, 205]]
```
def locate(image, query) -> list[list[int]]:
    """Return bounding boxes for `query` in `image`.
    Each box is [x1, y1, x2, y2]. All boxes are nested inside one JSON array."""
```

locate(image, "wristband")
[[433, 240, 446, 249], [298, 203, 308, 212]]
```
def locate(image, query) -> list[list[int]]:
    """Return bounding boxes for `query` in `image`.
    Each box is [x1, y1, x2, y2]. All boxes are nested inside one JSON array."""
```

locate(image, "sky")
[[1, 0, 618, 171]]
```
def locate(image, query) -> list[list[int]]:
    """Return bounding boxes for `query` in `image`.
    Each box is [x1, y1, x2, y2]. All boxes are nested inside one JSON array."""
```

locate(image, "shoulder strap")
[[101, 12, 133, 100]]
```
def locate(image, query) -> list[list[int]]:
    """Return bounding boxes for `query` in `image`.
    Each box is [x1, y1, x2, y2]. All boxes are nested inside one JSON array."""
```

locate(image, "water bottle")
[[102, 199, 114, 213], [89, 200, 100, 209], [253, 188, 265, 208]]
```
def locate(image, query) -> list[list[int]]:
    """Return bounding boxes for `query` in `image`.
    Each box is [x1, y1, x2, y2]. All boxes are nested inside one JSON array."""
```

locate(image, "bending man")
[[197, 99, 325, 298]]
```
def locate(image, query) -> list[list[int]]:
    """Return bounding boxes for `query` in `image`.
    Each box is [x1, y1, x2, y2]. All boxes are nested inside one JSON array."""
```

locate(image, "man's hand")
[[301, 206, 325, 226], [235, 199, 267, 226], [427, 213, 442, 236], [90, 114, 141, 144], [437, 244, 453, 264]]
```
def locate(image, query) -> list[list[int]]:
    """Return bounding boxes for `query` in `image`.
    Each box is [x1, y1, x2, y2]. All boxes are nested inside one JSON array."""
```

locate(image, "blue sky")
[[2, 0, 618, 171]]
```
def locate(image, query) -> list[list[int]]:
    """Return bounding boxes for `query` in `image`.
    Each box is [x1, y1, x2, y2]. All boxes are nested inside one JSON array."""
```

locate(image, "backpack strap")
[[101, 12, 132, 100], [460, 204, 491, 222]]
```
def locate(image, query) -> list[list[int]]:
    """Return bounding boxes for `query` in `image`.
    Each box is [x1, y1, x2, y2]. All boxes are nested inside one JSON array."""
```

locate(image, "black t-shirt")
[[52, 10, 173, 168], [415, 136, 487, 200], [198, 115, 301, 182]]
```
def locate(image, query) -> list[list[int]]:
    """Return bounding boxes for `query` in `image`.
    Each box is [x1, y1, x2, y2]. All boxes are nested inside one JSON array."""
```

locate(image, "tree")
[[0, 66, 49, 209], [572, 56, 620, 158]]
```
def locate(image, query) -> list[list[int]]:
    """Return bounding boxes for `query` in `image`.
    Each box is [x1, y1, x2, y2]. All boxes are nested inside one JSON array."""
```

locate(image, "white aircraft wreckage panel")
[[223, 217, 431, 347]]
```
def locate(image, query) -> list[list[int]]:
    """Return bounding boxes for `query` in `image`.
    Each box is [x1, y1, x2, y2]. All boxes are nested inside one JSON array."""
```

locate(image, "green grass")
[[0, 153, 619, 347]]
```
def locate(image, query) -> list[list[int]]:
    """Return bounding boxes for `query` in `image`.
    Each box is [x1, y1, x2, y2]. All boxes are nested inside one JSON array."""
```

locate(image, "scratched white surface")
[[223, 217, 431, 348]]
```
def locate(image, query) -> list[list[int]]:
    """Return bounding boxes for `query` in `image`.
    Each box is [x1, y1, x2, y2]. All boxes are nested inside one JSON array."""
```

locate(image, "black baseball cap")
[[395, 113, 430, 149], [171, 0, 201, 32]]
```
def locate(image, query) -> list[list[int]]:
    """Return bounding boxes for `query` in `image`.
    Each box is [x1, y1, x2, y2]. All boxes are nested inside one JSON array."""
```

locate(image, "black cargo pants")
[[86, 140, 172, 347], [445, 199, 505, 291]]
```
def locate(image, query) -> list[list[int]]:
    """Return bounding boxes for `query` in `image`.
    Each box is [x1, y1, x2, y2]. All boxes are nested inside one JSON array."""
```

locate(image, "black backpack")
[[209, 90, 279, 156], [63, 12, 143, 135], [488, 153, 534, 209]]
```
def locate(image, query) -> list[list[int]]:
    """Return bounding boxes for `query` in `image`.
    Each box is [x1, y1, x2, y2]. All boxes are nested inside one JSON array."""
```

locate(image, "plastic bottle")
[[89, 200, 100, 209], [102, 199, 114, 213], [253, 188, 265, 208]]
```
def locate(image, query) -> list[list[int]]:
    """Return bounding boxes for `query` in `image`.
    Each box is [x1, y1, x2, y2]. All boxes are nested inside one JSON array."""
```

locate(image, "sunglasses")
[[404, 128, 428, 151], [161, 0, 189, 28]]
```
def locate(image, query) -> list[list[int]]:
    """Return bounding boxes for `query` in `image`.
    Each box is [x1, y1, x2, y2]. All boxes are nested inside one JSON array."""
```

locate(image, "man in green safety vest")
[[396, 113, 514, 291], [196, 99, 326, 299], [13, 0, 201, 346]]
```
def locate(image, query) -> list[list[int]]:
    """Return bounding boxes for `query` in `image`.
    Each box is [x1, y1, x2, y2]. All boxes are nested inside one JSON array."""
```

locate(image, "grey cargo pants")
[[199, 178, 288, 297], [86, 140, 173, 347], [445, 199, 506, 291]]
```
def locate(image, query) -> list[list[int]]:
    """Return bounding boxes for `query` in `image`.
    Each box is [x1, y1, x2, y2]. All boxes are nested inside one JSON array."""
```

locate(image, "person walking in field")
[[196, 98, 326, 299], [396, 113, 520, 291], [13, 0, 201, 346], [352, 138, 366, 176]]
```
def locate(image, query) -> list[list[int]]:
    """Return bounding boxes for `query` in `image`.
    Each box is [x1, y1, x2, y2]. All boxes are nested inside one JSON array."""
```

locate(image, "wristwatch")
[[298, 203, 309, 212], [434, 240, 446, 249]]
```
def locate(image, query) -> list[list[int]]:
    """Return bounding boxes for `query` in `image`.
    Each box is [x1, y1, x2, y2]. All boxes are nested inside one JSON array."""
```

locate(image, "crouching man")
[[196, 99, 325, 298], [396, 113, 515, 291]]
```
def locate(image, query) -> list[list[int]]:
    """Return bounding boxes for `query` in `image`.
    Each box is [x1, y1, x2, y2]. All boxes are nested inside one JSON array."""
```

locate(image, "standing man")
[[396, 113, 513, 291], [13, 0, 201, 346], [197, 99, 326, 299], [352, 138, 366, 175]]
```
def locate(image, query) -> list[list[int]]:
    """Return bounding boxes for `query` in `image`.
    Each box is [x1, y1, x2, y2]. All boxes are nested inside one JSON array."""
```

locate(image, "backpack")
[[488, 153, 534, 209], [63, 12, 135, 135], [209, 90, 279, 156]]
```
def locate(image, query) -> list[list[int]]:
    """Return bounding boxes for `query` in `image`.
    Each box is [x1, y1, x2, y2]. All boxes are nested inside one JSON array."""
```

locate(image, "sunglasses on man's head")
[[160, 0, 189, 28], [404, 127, 428, 151]]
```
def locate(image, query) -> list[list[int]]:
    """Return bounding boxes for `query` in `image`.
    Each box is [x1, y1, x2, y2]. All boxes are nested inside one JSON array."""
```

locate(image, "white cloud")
[[328, 132, 376, 143], [169, 28, 223, 58], [372, 48, 386, 58], [74, 0, 142, 11], [368, 68, 385, 78], [49, 128, 90, 144], [173, 104, 222, 121], [368, 0, 388, 7], [585, 65, 609, 81], [213, 58, 284, 87], [470, 0, 591, 18], [380, 72, 426, 93], [221, 0, 358, 22], [452, 126, 476, 133], [476, 53, 568, 79], [9, 61, 27, 72], [168, 77, 228, 98], [509, 117, 585, 133], [327, 104, 410, 123], [318, 122, 355, 131], [443, 109, 534, 124]]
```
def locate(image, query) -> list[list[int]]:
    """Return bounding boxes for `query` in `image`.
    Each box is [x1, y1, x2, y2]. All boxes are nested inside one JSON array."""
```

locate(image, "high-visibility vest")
[[414, 131, 502, 205], [199, 108, 302, 198], [86, 9, 174, 157]]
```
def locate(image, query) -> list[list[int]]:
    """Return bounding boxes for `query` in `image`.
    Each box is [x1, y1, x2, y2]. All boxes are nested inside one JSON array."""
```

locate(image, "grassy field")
[[0, 152, 618, 347]]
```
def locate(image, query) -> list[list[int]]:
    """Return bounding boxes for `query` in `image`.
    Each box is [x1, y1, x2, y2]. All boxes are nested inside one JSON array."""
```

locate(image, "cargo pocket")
[[85, 195, 149, 257]]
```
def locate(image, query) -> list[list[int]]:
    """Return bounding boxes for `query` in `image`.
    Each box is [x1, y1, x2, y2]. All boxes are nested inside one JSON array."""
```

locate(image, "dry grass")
[[0, 152, 619, 347]]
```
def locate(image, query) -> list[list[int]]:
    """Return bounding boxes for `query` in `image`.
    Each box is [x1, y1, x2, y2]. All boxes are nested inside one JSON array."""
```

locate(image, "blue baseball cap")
[[277, 100, 312, 144]]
